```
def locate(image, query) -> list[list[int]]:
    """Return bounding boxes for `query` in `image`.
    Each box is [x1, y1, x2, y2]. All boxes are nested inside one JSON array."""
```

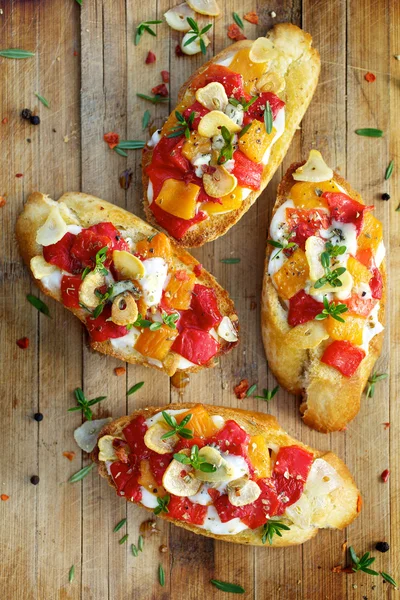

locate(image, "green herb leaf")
[[134, 20, 162, 46], [238, 122, 251, 137], [385, 159, 394, 180], [81, 266, 91, 280], [131, 544, 138, 557], [113, 518, 127, 533], [220, 258, 241, 264], [0, 49, 35, 59], [142, 110, 151, 131], [355, 128, 384, 137], [232, 12, 244, 30], [210, 580, 245, 594], [167, 110, 195, 139], [127, 382, 144, 396], [183, 17, 212, 54], [365, 372, 388, 398], [174, 445, 216, 472], [150, 321, 162, 331], [349, 546, 379, 576], [69, 463, 95, 483], [119, 534, 129, 545], [154, 494, 170, 515], [34, 92, 50, 108], [162, 311, 180, 329], [246, 384, 257, 397], [69, 565, 75, 583], [217, 125, 235, 164], [315, 299, 348, 323], [161, 412, 193, 440], [158, 564, 165, 587], [264, 101, 273, 135], [27, 294, 50, 317], [254, 385, 279, 402], [138, 535, 144, 552], [137, 93, 168, 104], [115, 147, 128, 157], [381, 572, 398, 587], [261, 520, 290, 545], [116, 140, 146, 149]]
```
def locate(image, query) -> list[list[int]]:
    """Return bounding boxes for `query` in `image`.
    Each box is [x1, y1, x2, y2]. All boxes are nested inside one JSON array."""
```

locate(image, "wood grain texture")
[[0, 1, 398, 599]]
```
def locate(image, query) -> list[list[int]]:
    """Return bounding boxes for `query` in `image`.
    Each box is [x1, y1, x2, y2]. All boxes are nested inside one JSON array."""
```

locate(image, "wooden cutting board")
[[0, 0, 398, 598]]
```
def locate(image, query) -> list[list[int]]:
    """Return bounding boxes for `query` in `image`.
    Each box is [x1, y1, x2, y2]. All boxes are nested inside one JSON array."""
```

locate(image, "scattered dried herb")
[[27, 294, 50, 317], [210, 580, 245, 594], [0, 49, 35, 59], [262, 520, 290, 545], [68, 463, 95, 483], [34, 93, 50, 108], [135, 20, 163, 46], [365, 372, 388, 398], [137, 93, 168, 104], [68, 387, 106, 420], [127, 381, 144, 396], [355, 128, 384, 137], [385, 160, 394, 180], [158, 564, 165, 586], [142, 109, 151, 130], [184, 18, 212, 55], [232, 12, 244, 30], [220, 258, 240, 264], [113, 518, 127, 533]]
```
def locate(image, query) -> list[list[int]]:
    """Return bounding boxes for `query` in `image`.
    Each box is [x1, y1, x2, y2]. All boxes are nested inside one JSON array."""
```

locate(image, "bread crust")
[[142, 23, 321, 247], [15, 192, 238, 375], [92, 403, 360, 547], [261, 164, 386, 433]]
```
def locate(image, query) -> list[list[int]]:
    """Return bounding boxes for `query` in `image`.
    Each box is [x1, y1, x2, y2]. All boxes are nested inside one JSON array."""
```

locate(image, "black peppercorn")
[[382, 193, 390, 201], [375, 541, 389, 553], [30, 115, 40, 125], [21, 108, 32, 120], [30, 475, 40, 485], [34, 412, 43, 422]]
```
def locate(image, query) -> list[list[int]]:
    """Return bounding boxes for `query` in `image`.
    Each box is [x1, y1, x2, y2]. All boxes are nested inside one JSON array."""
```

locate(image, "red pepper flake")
[[381, 469, 390, 482], [193, 263, 203, 277], [145, 51, 156, 64], [161, 70, 170, 83], [104, 131, 120, 149], [151, 83, 168, 97], [2, 117, 8, 124], [175, 44, 184, 57], [227, 24, 247, 41], [234, 378, 249, 400], [16, 337, 29, 349], [383, 422, 390, 429], [0, 196, 6, 208], [114, 366, 126, 376], [16, 173, 23, 178], [244, 11, 259, 24], [356, 494, 362, 513], [63, 451, 75, 461], [73, 50, 78, 57], [364, 71, 376, 83], [1, 494, 9, 501]]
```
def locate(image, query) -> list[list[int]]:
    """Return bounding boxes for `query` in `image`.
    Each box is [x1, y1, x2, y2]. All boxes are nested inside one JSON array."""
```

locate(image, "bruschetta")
[[93, 403, 360, 546], [16, 192, 239, 375], [262, 151, 386, 432], [142, 23, 320, 246]]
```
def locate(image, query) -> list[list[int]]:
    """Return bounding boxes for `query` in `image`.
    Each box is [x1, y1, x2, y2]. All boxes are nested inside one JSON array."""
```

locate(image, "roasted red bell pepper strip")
[[171, 327, 220, 364], [273, 445, 313, 508], [288, 290, 324, 326], [86, 304, 128, 342], [61, 275, 82, 309], [43, 232, 81, 274], [286, 208, 330, 249], [321, 340, 365, 377], [232, 150, 263, 190], [323, 192, 374, 234]]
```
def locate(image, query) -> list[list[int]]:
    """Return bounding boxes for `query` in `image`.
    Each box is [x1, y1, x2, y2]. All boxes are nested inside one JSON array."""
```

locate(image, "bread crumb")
[[270, 11, 277, 18]]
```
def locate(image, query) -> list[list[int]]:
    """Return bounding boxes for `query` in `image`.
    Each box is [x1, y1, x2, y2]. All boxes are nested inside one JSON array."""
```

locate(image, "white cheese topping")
[[176, 355, 197, 370], [147, 129, 162, 148], [147, 181, 154, 204], [66, 224, 82, 235], [137, 257, 169, 307], [320, 220, 358, 257], [41, 268, 63, 293], [375, 241, 386, 268], [110, 328, 141, 352], [198, 505, 249, 535], [140, 487, 160, 509]]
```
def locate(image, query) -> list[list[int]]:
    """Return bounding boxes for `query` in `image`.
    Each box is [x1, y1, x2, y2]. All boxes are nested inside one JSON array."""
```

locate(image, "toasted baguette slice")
[[93, 403, 360, 547], [142, 23, 320, 247], [16, 192, 239, 375], [262, 160, 386, 432]]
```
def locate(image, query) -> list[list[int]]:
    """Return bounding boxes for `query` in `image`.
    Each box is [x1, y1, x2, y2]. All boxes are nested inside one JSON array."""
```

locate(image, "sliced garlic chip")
[[309, 269, 353, 296], [305, 236, 326, 282], [162, 456, 202, 497], [30, 256, 58, 280], [112, 250, 145, 280], [217, 316, 238, 342], [256, 71, 285, 94], [195, 82, 228, 112], [36, 205, 68, 246], [285, 321, 329, 349], [74, 418, 113, 453], [203, 166, 237, 198], [144, 422, 179, 454], [79, 270, 105, 309], [293, 150, 334, 183], [194, 446, 233, 483], [227, 476, 261, 507], [187, 0, 220, 16], [198, 110, 241, 138], [181, 32, 210, 55], [249, 37, 276, 64], [164, 2, 194, 32], [98, 434, 121, 461], [111, 292, 138, 326]]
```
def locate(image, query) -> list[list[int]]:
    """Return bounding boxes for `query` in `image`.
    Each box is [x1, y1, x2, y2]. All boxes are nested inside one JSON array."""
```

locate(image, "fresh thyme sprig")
[[217, 126, 235, 164], [229, 96, 258, 112], [162, 311, 180, 329], [167, 110, 195, 139], [67, 387, 106, 420], [313, 247, 346, 289], [349, 546, 379, 576], [174, 445, 217, 473], [161, 412, 193, 440], [254, 385, 279, 402], [315, 297, 348, 323], [325, 241, 347, 257], [267, 234, 297, 260], [365, 372, 388, 398], [232, 12, 244, 30], [137, 93, 168, 104], [154, 494, 170, 515], [261, 520, 290, 545], [134, 20, 163, 46], [94, 246, 109, 275], [184, 18, 212, 55]]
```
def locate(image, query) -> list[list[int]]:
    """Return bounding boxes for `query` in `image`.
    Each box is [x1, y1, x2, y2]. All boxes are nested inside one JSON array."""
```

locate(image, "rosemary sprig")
[[68, 463, 95, 483], [34, 92, 50, 108], [0, 49, 35, 59], [135, 20, 163, 46], [136, 93, 168, 104], [217, 126, 235, 164], [261, 520, 290, 545], [315, 297, 348, 323], [365, 372, 388, 398], [127, 382, 144, 396], [229, 96, 258, 112], [67, 387, 107, 420], [184, 17, 212, 55], [161, 412, 193, 440], [232, 12, 244, 30], [113, 518, 127, 533], [210, 579, 245, 594], [119, 534, 129, 545], [167, 110, 195, 139], [174, 445, 217, 473], [264, 101, 273, 134], [254, 385, 279, 402], [27, 293, 51, 317], [267, 236, 297, 260], [355, 128, 384, 137], [349, 546, 379, 576], [381, 572, 398, 587], [154, 494, 170, 515], [385, 159, 394, 180], [115, 140, 146, 149]]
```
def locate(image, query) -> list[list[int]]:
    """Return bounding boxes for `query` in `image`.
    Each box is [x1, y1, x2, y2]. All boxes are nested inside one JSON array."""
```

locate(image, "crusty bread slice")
[[16, 192, 238, 375], [261, 164, 386, 432], [93, 404, 360, 547], [142, 23, 320, 247]]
